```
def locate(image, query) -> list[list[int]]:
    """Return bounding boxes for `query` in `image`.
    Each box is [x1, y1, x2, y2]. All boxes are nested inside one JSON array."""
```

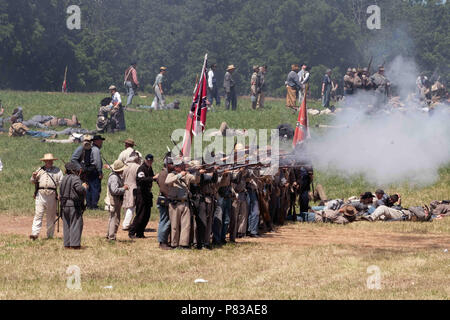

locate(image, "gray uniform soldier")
[[343, 68, 354, 96], [224, 65, 237, 111], [165, 161, 200, 249], [106, 160, 129, 241], [152, 67, 167, 109], [370, 66, 391, 99], [60, 162, 88, 249], [30, 154, 64, 240], [314, 205, 357, 225]]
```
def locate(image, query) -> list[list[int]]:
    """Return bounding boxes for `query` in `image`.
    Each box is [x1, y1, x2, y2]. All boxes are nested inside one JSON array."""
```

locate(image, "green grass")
[[0, 90, 449, 300], [0, 90, 448, 214]]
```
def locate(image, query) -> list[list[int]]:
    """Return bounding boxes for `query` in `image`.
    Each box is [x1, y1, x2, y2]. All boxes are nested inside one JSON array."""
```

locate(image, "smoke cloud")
[[308, 56, 450, 186]]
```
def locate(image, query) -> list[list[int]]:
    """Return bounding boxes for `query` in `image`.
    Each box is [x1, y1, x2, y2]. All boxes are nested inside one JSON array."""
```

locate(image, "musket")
[[102, 156, 113, 171], [170, 136, 183, 157], [367, 56, 373, 75]]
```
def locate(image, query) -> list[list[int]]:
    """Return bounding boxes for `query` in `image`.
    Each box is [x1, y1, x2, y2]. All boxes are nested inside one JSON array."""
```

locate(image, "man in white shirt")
[[108, 85, 126, 132], [207, 64, 220, 107], [298, 64, 310, 103]]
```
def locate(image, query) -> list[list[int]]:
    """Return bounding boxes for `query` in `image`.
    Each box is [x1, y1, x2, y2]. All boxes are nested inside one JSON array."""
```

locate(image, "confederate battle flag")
[[292, 88, 310, 147], [181, 54, 209, 157], [61, 66, 68, 93]]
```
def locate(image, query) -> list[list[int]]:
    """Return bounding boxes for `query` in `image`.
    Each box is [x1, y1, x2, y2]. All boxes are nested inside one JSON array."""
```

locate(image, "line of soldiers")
[[343, 65, 391, 98], [152, 147, 329, 250], [28, 141, 449, 249]]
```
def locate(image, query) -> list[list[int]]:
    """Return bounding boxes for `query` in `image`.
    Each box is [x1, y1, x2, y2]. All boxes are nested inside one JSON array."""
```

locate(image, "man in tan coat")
[[121, 154, 141, 231], [106, 160, 129, 241], [165, 161, 201, 249], [30, 154, 64, 240]]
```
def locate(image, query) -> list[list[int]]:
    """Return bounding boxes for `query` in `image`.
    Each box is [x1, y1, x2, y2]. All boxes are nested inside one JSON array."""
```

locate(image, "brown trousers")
[[256, 92, 265, 109], [286, 86, 298, 109], [201, 197, 215, 245], [169, 202, 191, 247], [107, 199, 122, 240], [233, 196, 248, 237], [309, 184, 328, 202]]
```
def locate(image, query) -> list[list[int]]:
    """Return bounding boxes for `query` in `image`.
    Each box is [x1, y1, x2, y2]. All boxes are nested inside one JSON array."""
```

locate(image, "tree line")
[[0, 0, 448, 98]]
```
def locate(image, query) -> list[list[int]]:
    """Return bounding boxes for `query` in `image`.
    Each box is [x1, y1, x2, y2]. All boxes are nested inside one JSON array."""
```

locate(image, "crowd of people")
[[27, 138, 449, 250]]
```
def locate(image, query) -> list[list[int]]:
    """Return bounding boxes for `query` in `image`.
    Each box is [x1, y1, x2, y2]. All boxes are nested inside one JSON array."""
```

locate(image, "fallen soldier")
[[43, 133, 92, 144], [426, 200, 450, 220], [9, 122, 94, 139], [137, 99, 180, 111]]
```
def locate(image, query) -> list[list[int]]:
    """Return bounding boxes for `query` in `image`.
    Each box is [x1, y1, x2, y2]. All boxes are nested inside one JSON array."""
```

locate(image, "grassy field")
[[0, 90, 449, 300]]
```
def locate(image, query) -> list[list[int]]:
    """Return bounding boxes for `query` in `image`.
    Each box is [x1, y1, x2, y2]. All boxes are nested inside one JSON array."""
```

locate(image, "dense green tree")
[[0, 0, 448, 98]]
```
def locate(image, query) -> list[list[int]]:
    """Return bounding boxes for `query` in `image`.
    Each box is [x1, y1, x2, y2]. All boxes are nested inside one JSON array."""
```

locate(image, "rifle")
[[33, 167, 45, 199], [102, 156, 113, 171], [170, 136, 183, 157], [367, 56, 373, 75]]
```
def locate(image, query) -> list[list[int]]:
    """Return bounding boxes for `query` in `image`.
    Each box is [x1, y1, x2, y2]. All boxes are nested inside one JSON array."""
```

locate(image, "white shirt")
[[298, 70, 310, 84], [208, 70, 214, 89], [118, 147, 143, 164], [0, 158, 3, 171], [112, 92, 122, 105]]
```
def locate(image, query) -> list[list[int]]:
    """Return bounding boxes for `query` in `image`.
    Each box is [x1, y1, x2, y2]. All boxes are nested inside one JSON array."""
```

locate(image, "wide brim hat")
[[160, 66, 167, 71], [227, 65, 236, 71], [83, 134, 93, 142], [93, 135, 106, 141], [109, 85, 117, 90], [111, 160, 127, 172], [124, 139, 136, 146], [339, 205, 358, 217], [40, 153, 58, 161], [361, 192, 375, 200], [189, 160, 202, 168]]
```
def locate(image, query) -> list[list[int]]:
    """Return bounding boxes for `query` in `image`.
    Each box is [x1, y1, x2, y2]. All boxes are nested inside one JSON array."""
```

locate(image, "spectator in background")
[[321, 69, 332, 109], [152, 67, 167, 110], [298, 64, 310, 103], [224, 65, 237, 111], [208, 63, 220, 107], [124, 62, 139, 107]]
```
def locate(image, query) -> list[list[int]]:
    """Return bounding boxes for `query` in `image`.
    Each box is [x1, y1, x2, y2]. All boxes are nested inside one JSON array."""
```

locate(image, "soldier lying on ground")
[[137, 100, 180, 111], [9, 121, 95, 138], [43, 133, 91, 144]]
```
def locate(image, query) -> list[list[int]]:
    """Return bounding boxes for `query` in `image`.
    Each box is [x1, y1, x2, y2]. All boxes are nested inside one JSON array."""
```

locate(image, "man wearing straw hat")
[[224, 65, 237, 111], [118, 138, 142, 164], [106, 160, 129, 241], [29, 153, 64, 240]]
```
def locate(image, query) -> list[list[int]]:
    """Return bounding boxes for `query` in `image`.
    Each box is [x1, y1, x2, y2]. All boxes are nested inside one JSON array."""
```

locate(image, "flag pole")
[[62, 66, 68, 93]]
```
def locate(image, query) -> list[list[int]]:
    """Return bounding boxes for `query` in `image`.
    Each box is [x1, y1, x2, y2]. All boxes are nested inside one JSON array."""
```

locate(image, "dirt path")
[[0, 215, 448, 250]]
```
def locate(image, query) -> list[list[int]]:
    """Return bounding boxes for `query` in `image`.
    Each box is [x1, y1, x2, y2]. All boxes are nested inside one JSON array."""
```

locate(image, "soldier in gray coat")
[[60, 162, 88, 249], [224, 65, 237, 111], [106, 160, 129, 241]]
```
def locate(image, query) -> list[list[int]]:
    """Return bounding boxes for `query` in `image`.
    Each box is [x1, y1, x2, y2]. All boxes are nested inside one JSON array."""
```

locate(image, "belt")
[[169, 199, 187, 204], [39, 187, 56, 191]]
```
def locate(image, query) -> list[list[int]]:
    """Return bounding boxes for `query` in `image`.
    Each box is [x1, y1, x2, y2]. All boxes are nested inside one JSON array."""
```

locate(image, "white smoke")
[[309, 56, 450, 186], [385, 56, 419, 99]]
